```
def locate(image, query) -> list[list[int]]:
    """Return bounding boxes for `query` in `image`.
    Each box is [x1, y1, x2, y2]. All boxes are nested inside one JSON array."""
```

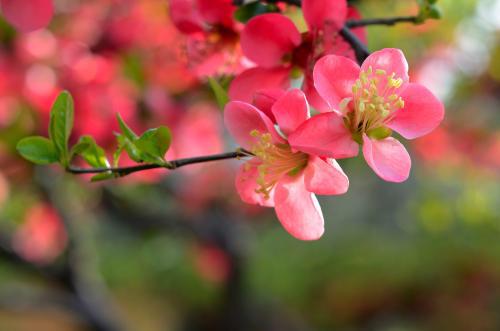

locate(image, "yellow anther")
[[376, 69, 387, 76], [389, 94, 399, 101], [397, 99, 405, 108], [363, 89, 371, 98], [367, 66, 373, 75], [358, 101, 365, 112]]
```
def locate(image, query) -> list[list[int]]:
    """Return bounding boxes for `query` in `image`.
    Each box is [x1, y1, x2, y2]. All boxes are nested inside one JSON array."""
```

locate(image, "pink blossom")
[[229, 0, 366, 110], [289, 48, 445, 182], [0, 0, 53, 32], [224, 89, 349, 240], [13, 203, 67, 265], [168, 0, 245, 77]]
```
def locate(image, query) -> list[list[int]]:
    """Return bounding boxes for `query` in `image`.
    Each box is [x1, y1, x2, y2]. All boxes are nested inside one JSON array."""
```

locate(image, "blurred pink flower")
[[225, 89, 349, 240], [168, 0, 246, 77], [229, 0, 366, 111], [13, 203, 67, 265], [0, 0, 53, 32], [289, 48, 445, 182]]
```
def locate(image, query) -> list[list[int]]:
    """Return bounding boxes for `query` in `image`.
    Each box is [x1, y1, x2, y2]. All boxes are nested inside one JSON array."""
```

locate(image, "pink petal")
[[0, 0, 53, 32], [302, 0, 347, 31], [388, 83, 445, 139], [303, 74, 330, 113], [229, 67, 291, 103], [235, 161, 274, 207], [288, 112, 359, 159], [224, 101, 283, 150], [252, 88, 285, 122], [361, 48, 409, 84], [271, 89, 310, 136], [362, 134, 411, 183], [197, 0, 235, 28], [274, 174, 324, 240], [168, 0, 205, 34], [313, 55, 360, 110], [241, 13, 301, 68], [304, 157, 349, 195]]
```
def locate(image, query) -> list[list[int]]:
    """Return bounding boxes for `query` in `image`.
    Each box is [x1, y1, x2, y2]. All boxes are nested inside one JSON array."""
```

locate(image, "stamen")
[[250, 130, 308, 199]]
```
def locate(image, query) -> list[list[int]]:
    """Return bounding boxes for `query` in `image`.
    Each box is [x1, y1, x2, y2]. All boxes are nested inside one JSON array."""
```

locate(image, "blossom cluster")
[[11, 0, 445, 243], [168, 0, 444, 240]]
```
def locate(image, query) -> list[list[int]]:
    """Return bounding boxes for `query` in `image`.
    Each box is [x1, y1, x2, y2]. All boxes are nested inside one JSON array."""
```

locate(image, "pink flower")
[[13, 203, 67, 265], [229, 0, 366, 110], [224, 89, 349, 240], [168, 0, 245, 77], [0, 0, 53, 32], [288, 48, 445, 182]]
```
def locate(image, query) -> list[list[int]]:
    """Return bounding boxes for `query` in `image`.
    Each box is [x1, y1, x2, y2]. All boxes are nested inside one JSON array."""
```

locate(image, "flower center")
[[249, 130, 309, 199], [342, 66, 405, 140]]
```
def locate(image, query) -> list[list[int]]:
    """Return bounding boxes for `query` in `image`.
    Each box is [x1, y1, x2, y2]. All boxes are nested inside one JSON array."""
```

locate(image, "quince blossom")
[[224, 89, 349, 240], [168, 0, 246, 77], [0, 0, 53, 32], [229, 0, 366, 111], [289, 48, 445, 182]]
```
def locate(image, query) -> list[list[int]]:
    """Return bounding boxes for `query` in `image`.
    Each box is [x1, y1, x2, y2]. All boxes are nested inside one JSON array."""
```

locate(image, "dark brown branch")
[[346, 16, 419, 28], [339, 26, 370, 63], [67, 149, 251, 178]]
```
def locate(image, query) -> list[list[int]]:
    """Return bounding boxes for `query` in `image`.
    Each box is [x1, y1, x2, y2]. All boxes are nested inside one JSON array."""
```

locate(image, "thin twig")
[[347, 16, 419, 28], [339, 26, 370, 63], [67, 149, 251, 177]]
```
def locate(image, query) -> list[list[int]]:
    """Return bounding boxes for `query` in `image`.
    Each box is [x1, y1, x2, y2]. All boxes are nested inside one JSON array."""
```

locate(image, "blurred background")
[[0, 0, 499, 330]]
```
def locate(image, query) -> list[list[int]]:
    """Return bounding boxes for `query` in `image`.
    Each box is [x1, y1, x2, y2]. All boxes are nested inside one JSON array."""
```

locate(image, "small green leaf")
[[135, 126, 172, 163], [17, 136, 59, 165], [116, 134, 143, 163], [234, 2, 278, 23], [116, 113, 138, 141], [91, 172, 115, 182], [208, 77, 229, 109], [74, 136, 110, 169], [49, 91, 74, 166], [70, 139, 91, 161]]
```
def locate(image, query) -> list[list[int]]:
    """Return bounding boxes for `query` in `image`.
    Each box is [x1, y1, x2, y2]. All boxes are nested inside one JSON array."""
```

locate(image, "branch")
[[339, 26, 370, 63], [67, 149, 252, 177], [346, 16, 419, 28]]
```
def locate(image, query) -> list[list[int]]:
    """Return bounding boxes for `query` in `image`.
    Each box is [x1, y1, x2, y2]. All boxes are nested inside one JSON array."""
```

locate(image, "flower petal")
[[272, 89, 310, 136], [0, 0, 53, 32], [241, 13, 301, 68], [197, 0, 235, 28], [313, 54, 360, 110], [304, 157, 349, 195], [288, 112, 359, 159], [302, 0, 347, 31], [229, 67, 291, 103], [274, 175, 324, 240], [224, 101, 283, 149], [303, 74, 330, 113], [168, 0, 205, 34], [235, 161, 274, 207], [362, 134, 411, 182], [252, 88, 285, 122], [361, 48, 409, 84], [388, 83, 445, 139]]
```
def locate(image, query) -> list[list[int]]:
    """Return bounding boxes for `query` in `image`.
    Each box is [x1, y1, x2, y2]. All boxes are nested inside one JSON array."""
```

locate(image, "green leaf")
[[234, 2, 278, 23], [116, 113, 138, 141], [135, 126, 171, 164], [116, 134, 143, 164], [49, 91, 74, 166], [74, 136, 110, 169], [70, 139, 91, 161], [91, 173, 115, 182], [208, 77, 229, 109], [16, 136, 59, 165]]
